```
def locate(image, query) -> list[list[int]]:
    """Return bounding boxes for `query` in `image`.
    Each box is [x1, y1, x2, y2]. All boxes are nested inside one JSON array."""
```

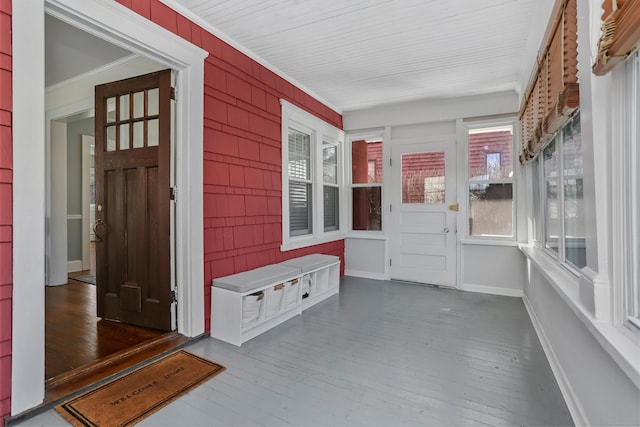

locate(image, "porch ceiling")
[[164, 0, 554, 112]]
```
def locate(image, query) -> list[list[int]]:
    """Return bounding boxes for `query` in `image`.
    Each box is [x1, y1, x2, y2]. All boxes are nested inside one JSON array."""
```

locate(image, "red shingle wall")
[[116, 0, 345, 332], [0, 0, 11, 424]]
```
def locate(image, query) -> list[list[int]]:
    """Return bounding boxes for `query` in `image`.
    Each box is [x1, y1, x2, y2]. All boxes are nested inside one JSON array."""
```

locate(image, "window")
[[350, 136, 383, 231], [281, 101, 345, 250], [467, 125, 514, 238], [537, 113, 585, 271]]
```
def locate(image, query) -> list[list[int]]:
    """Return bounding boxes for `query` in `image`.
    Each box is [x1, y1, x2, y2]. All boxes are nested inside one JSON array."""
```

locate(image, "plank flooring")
[[16, 276, 573, 426], [45, 279, 166, 381]]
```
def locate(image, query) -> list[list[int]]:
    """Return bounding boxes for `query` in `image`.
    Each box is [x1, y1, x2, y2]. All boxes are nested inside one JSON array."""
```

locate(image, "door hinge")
[[389, 258, 392, 267], [171, 290, 178, 303], [170, 186, 177, 202], [170, 87, 176, 101], [390, 204, 392, 212], [389, 158, 392, 167]]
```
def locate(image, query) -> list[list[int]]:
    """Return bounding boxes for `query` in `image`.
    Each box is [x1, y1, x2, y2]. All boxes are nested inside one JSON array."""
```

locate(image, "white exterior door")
[[390, 141, 457, 286]]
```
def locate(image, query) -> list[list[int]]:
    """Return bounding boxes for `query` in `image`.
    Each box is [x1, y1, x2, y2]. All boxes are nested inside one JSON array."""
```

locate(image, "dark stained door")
[[94, 70, 173, 331]]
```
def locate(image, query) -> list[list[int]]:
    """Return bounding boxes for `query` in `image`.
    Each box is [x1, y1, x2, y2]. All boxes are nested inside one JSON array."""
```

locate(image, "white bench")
[[211, 254, 340, 346]]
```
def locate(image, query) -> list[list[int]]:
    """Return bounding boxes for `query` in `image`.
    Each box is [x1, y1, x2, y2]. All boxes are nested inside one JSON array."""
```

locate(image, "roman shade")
[[593, 0, 640, 76], [519, 0, 579, 165]]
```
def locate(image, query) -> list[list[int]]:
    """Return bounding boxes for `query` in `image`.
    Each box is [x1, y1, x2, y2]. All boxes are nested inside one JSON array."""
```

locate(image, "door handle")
[[93, 218, 104, 242], [443, 228, 450, 234]]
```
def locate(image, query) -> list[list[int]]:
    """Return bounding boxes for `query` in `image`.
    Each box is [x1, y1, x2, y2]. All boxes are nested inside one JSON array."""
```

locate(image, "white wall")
[[344, 238, 386, 280], [461, 245, 524, 297], [343, 91, 523, 289], [525, 267, 639, 426]]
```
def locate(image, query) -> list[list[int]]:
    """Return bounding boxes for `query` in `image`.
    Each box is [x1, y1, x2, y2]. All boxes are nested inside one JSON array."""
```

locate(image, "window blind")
[[593, 0, 640, 76], [519, 0, 579, 165], [288, 128, 313, 236]]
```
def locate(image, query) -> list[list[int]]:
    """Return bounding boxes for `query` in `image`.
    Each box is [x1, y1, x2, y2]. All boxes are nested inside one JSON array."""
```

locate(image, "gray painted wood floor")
[[16, 276, 573, 426]]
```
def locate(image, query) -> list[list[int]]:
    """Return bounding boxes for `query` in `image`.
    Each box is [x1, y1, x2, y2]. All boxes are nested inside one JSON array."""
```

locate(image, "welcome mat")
[[71, 274, 96, 285], [55, 350, 225, 427]]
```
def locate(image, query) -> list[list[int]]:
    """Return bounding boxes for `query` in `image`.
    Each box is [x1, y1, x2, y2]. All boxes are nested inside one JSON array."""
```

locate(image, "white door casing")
[[390, 141, 457, 286], [12, 0, 207, 415]]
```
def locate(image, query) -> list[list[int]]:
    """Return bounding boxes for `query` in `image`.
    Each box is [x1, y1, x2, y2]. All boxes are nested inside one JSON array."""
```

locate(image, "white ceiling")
[[164, 0, 555, 112], [45, 14, 131, 88]]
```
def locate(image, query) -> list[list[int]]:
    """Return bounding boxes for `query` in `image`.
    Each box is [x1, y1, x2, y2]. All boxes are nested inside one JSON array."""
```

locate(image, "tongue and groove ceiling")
[[163, 0, 555, 112], [46, 1, 556, 113]]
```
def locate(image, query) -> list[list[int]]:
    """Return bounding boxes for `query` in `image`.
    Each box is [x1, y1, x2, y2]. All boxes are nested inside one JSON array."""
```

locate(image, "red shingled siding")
[[0, 0, 11, 423], [117, 0, 345, 332]]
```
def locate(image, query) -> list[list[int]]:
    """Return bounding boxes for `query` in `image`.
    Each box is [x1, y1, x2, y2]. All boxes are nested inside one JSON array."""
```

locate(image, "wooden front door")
[[94, 70, 174, 331]]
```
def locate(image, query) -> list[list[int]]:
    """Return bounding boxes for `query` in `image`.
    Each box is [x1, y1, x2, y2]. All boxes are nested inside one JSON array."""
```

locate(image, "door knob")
[[443, 228, 450, 234]]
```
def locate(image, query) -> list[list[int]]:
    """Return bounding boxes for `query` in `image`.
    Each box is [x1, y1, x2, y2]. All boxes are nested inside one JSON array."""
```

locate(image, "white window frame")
[[346, 131, 385, 235], [281, 100, 345, 251], [463, 118, 517, 241], [535, 112, 584, 277], [611, 50, 640, 331]]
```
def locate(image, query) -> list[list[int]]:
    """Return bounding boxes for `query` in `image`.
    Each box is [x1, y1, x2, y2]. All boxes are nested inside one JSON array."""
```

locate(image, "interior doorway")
[[12, 0, 207, 415], [42, 17, 180, 403]]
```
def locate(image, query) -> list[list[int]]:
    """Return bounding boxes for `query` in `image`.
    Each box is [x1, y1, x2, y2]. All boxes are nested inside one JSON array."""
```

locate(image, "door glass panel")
[[106, 125, 116, 152], [148, 119, 159, 147], [119, 124, 130, 150], [148, 88, 159, 116], [133, 91, 145, 118], [401, 152, 445, 204], [352, 139, 382, 184], [133, 121, 145, 148], [106, 97, 116, 123], [119, 94, 130, 121]]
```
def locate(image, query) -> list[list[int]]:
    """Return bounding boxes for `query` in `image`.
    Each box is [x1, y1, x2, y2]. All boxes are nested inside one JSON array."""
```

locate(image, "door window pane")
[[401, 152, 445, 204], [119, 123, 130, 150], [133, 121, 144, 148], [148, 88, 159, 116], [133, 91, 145, 118], [352, 139, 382, 184], [106, 125, 116, 152], [119, 94, 130, 121], [148, 119, 159, 147], [352, 187, 381, 231], [106, 97, 116, 123]]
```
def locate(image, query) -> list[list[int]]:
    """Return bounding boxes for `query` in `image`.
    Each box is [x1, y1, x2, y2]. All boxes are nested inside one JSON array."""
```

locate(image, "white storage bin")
[[242, 291, 264, 327], [284, 279, 299, 307], [265, 284, 285, 317]]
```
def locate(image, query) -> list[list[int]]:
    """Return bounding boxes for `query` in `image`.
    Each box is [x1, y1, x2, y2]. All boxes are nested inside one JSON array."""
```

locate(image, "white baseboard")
[[460, 283, 523, 298], [344, 269, 386, 281], [67, 260, 83, 273], [523, 295, 588, 427]]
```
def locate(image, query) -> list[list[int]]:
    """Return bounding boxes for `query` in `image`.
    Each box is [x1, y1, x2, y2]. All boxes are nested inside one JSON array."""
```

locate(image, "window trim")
[[536, 112, 584, 277], [464, 119, 517, 241], [346, 131, 385, 235], [281, 100, 345, 251]]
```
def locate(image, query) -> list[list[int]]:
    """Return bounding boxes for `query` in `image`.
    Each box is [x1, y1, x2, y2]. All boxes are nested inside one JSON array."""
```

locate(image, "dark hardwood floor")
[[45, 279, 166, 381]]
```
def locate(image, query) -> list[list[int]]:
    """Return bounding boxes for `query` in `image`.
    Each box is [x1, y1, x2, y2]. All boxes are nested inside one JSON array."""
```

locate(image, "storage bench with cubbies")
[[211, 254, 340, 346]]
